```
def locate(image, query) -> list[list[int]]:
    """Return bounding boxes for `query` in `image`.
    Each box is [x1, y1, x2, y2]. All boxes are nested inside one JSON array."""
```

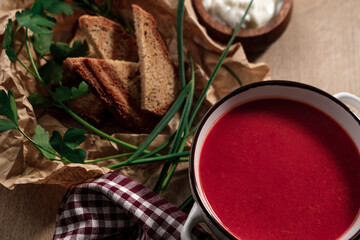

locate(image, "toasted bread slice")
[[72, 15, 138, 62], [63, 57, 157, 132], [62, 64, 107, 125], [68, 94, 107, 125], [132, 5, 178, 116]]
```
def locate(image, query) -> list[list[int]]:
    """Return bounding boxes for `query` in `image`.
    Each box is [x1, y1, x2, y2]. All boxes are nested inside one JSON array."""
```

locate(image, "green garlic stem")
[[85, 152, 134, 164], [107, 152, 189, 169]]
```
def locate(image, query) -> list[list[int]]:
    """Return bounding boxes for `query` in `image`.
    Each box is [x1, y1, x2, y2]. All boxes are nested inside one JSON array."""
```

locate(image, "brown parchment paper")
[[0, 0, 270, 206]]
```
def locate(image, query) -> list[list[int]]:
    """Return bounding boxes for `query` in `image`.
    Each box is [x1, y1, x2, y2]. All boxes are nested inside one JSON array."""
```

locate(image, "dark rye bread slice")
[[63, 57, 157, 132], [72, 15, 138, 62], [132, 5, 178, 116]]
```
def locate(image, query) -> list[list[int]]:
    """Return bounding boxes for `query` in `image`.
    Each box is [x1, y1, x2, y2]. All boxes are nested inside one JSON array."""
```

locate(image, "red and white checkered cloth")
[[53, 172, 214, 240]]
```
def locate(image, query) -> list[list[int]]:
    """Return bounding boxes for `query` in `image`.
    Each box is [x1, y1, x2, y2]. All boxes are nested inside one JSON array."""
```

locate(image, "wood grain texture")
[[253, 0, 360, 96], [0, 184, 67, 239], [1, 0, 360, 239]]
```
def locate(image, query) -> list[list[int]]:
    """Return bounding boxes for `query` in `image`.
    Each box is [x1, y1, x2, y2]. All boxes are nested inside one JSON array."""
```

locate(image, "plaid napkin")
[[53, 172, 214, 240]]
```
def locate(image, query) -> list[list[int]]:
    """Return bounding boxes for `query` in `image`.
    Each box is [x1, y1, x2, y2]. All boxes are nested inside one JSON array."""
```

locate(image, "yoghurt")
[[202, 0, 284, 29]]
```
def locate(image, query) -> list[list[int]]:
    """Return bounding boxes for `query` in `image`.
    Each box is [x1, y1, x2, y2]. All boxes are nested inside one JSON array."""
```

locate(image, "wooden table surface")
[[255, 0, 360, 96], [1, 0, 360, 239]]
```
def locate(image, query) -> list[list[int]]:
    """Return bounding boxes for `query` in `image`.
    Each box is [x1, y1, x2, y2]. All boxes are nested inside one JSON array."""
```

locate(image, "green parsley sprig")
[[153, 0, 253, 193], [0, 0, 253, 199], [0, 89, 86, 163], [2, 0, 142, 163]]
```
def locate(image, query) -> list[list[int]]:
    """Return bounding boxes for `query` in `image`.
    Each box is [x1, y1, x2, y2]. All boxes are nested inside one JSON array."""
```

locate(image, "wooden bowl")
[[193, 0, 293, 53]]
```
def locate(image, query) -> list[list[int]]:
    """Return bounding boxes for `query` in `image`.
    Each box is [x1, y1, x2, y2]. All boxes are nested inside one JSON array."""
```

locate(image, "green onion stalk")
[[153, 0, 254, 193]]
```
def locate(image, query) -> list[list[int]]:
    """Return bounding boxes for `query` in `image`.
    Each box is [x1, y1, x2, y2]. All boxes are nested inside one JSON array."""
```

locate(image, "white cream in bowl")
[[202, 0, 284, 29]]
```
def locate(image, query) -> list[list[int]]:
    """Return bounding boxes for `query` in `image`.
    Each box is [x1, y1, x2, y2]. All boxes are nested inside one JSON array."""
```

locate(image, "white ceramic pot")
[[181, 80, 360, 240]]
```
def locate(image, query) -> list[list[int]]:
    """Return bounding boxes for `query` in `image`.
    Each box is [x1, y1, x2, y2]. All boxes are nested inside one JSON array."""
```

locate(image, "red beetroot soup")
[[199, 98, 360, 240]]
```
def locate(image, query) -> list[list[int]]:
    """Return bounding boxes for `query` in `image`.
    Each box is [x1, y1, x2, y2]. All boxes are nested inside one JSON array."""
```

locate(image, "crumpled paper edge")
[[0, 0, 270, 196]]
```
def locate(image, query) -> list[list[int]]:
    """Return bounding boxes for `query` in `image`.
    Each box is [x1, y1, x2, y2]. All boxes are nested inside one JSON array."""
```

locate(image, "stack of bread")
[[63, 5, 178, 132]]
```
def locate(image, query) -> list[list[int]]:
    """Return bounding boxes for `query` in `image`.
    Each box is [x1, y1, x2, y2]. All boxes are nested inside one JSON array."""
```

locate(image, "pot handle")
[[181, 202, 205, 240], [334, 92, 360, 110]]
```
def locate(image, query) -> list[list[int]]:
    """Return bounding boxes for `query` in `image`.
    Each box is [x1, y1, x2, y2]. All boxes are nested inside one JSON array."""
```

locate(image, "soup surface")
[[199, 98, 360, 240]]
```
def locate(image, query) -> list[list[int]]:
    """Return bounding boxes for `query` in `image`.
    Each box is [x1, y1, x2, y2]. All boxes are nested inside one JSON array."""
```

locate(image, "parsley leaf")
[[2, 19, 13, 48], [69, 40, 89, 58], [34, 39, 90, 109], [33, 125, 57, 159], [49, 128, 87, 163], [0, 90, 18, 133], [37, 40, 89, 91], [39, 60, 63, 84], [44, 0, 73, 15], [51, 40, 89, 64], [52, 82, 90, 102], [32, 32, 53, 56], [28, 92, 53, 109], [0, 119, 17, 133], [0, 90, 18, 125], [53, 86, 71, 102], [16, 8, 55, 34], [30, 0, 44, 15], [3, 19, 17, 63], [31, 0, 73, 15], [71, 81, 91, 99], [38, 40, 88, 85], [63, 128, 87, 149], [50, 42, 75, 64]]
